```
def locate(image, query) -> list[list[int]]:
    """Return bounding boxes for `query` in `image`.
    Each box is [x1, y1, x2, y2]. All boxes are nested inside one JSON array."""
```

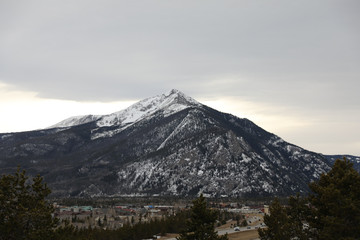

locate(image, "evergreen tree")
[[0, 167, 58, 240], [308, 158, 360, 240], [258, 198, 292, 240], [286, 194, 312, 240], [258, 158, 360, 240], [177, 194, 228, 240]]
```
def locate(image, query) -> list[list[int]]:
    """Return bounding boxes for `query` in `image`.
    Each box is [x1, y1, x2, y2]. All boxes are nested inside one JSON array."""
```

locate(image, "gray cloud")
[[1, 0, 359, 99], [1, 0, 359, 154]]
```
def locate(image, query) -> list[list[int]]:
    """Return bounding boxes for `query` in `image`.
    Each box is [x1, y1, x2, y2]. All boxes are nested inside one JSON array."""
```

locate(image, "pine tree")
[[286, 194, 311, 240], [258, 158, 360, 240], [308, 158, 360, 240], [0, 167, 58, 240], [177, 194, 228, 240], [258, 198, 292, 240]]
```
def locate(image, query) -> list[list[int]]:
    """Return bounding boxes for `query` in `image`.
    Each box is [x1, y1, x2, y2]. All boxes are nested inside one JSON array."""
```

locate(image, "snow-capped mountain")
[[0, 90, 335, 197], [49, 115, 101, 129], [51, 89, 201, 129]]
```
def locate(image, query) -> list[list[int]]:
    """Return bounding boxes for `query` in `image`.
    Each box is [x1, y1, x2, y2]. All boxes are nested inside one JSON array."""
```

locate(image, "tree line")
[[2, 157, 358, 240], [258, 158, 360, 240], [0, 167, 228, 240], [54, 213, 190, 240]]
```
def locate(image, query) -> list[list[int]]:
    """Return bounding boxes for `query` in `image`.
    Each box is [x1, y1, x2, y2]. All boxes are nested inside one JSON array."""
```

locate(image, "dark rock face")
[[0, 90, 332, 197]]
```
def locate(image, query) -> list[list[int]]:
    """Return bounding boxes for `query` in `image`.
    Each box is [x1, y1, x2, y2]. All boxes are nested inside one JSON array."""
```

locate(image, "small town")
[[54, 200, 268, 239]]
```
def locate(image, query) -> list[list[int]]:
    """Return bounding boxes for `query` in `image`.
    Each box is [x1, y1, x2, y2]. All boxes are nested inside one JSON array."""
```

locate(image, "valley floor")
[[227, 230, 259, 240], [159, 229, 260, 240], [159, 218, 263, 240]]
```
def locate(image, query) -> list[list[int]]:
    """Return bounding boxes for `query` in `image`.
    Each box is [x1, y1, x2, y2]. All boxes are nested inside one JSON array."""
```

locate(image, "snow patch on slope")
[[47, 89, 202, 140], [96, 89, 201, 128], [49, 115, 101, 129], [89, 90, 203, 140]]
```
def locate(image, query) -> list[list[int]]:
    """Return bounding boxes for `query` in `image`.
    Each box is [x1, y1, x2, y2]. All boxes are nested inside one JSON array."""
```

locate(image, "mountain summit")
[[51, 89, 200, 129], [0, 90, 332, 197]]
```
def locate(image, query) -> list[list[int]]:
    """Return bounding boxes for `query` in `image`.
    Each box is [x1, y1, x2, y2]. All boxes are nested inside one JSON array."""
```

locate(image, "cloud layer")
[[1, 0, 359, 155]]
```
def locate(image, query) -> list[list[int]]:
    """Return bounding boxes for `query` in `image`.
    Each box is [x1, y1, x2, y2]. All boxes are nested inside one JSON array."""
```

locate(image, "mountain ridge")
[[0, 89, 354, 198], [50, 89, 201, 130]]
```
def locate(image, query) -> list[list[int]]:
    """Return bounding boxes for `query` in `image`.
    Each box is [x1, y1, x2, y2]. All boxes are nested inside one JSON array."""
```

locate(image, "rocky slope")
[[324, 155, 360, 173], [0, 90, 333, 197]]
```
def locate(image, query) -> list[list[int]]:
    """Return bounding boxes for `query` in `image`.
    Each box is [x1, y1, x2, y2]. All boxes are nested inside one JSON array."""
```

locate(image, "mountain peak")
[[165, 89, 187, 98], [163, 89, 200, 107], [167, 88, 181, 95], [95, 90, 201, 128], [49, 90, 200, 129]]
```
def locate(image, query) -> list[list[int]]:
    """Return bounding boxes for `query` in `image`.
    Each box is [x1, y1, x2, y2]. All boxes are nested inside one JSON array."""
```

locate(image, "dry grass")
[[227, 229, 259, 240], [158, 217, 262, 240], [158, 230, 259, 240], [217, 220, 238, 229], [158, 233, 178, 239]]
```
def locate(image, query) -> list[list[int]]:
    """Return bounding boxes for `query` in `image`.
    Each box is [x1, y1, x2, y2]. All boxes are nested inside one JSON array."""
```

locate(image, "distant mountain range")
[[0, 90, 358, 198]]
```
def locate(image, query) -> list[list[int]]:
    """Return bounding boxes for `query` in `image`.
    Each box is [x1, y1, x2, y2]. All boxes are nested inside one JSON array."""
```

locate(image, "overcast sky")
[[1, 0, 359, 155]]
